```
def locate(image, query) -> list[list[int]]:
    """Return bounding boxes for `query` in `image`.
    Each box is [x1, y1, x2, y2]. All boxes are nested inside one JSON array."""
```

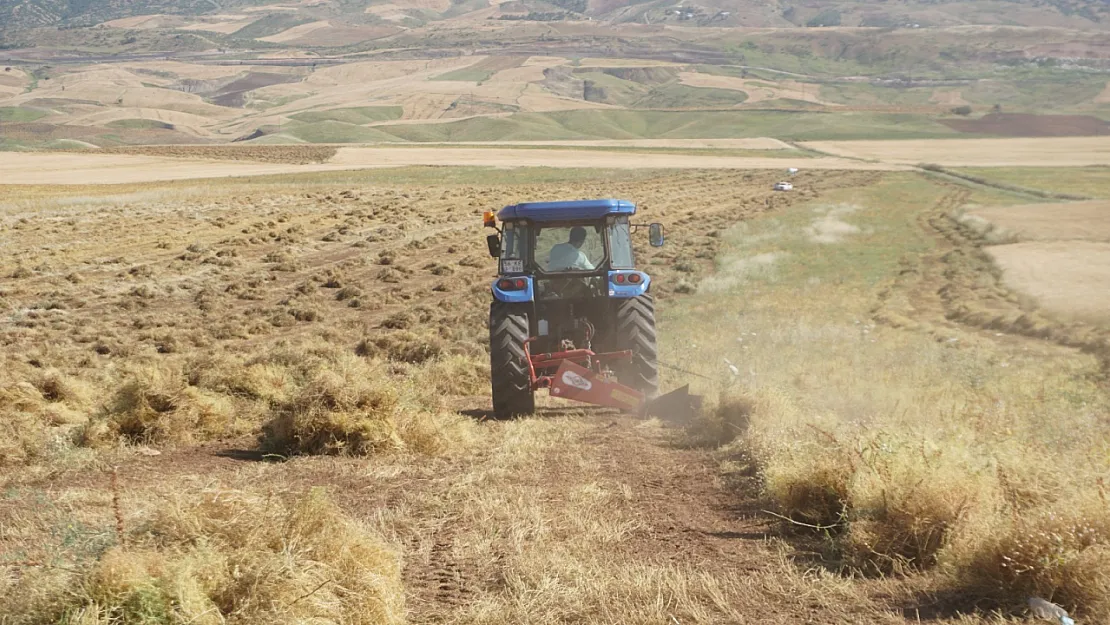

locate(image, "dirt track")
[[0, 149, 901, 185], [803, 137, 1110, 167]]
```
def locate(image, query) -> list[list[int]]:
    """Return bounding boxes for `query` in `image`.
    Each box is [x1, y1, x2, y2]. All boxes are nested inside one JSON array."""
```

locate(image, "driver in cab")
[[548, 226, 595, 271]]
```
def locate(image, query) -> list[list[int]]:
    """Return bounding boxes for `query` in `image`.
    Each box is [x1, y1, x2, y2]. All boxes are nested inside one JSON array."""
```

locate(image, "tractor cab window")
[[500, 222, 529, 272], [535, 224, 604, 272], [607, 218, 633, 269]]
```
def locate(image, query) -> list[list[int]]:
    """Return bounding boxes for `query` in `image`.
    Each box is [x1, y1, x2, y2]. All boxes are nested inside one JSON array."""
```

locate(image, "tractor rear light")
[[628, 273, 642, 284], [614, 274, 626, 284], [497, 278, 527, 291]]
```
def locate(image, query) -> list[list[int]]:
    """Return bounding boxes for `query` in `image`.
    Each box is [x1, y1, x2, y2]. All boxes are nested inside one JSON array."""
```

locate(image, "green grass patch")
[[282, 121, 413, 143], [0, 106, 47, 122], [955, 167, 1110, 199], [959, 73, 1108, 113], [289, 106, 403, 124], [105, 118, 175, 130], [634, 84, 748, 109], [819, 83, 939, 108]]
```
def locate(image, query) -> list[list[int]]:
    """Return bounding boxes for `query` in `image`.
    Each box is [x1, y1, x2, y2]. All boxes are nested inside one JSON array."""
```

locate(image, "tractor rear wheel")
[[614, 294, 659, 397], [489, 301, 535, 419]]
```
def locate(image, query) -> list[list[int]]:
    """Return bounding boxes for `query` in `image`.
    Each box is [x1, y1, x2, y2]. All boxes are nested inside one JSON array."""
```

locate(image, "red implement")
[[523, 339, 645, 412], [549, 360, 645, 412]]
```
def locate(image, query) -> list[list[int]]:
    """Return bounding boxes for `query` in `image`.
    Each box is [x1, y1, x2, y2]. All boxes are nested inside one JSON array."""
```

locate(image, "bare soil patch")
[[942, 113, 1109, 137], [989, 241, 1110, 322], [208, 72, 306, 107]]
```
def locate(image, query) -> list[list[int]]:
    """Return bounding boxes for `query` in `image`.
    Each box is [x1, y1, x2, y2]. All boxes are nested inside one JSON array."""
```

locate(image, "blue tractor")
[[483, 199, 670, 419]]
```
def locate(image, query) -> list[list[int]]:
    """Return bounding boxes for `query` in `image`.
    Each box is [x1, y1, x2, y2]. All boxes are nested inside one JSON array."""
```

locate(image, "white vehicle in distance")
[[773, 181, 793, 191]]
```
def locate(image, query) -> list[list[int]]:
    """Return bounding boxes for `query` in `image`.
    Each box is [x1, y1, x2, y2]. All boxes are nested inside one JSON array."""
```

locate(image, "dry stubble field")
[[1, 163, 1109, 624]]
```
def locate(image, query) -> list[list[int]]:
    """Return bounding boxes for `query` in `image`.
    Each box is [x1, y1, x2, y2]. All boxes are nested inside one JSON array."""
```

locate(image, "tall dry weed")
[[946, 496, 1110, 618]]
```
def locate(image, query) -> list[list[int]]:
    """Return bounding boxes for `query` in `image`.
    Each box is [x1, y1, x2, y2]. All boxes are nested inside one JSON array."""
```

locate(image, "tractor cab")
[[482, 199, 676, 419], [485, 200, 664, 303]]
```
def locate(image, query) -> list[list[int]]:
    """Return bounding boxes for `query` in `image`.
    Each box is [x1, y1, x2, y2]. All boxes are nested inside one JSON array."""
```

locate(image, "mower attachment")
[[549, 360, 644, 412], [524, 339, 702, 419]]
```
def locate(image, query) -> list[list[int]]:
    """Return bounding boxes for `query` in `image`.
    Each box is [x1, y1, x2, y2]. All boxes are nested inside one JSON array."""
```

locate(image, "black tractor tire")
[[489, 301, 535, 419], [614, 294, 659, 397]]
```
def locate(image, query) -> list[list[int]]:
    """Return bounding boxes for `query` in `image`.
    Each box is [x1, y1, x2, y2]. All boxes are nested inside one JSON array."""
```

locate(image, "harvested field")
[[103, 14, 182, 29], [258, 19, 333, 42], [989, 241, 1110, 322], [0, 148, 899, 185], [323, 147, 874, 170], [79, 145, 340, 164], [968, 200, 1110, 241], [0, 167, 906, 624], [803, 137, 1110, 167], [968, 198, 1110, 323], [942, 113, 1110, 137], [258, 21, 401, 46], [3, 164, 1109, 623], [178, 17, 258, 33]]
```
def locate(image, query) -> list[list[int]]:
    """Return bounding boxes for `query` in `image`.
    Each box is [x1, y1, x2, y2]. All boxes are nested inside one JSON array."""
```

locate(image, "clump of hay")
[[356, 331, 445, 364], [260, 354, 476, 457], [1, 488, 404, 624], [81, 364, 240, 447]]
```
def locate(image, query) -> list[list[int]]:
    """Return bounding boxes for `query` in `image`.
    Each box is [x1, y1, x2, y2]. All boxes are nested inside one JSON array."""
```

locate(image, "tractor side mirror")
[[648, 223, 665, 247], [486, 234, 500, 258]]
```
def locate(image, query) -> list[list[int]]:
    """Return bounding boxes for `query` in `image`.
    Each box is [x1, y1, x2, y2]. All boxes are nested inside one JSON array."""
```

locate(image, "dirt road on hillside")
[[0, 149, 902, 185]]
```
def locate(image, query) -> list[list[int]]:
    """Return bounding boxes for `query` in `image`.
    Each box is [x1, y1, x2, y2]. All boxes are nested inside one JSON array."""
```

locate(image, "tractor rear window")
[[535, 225, 604, 272], [501, 223, 528, 260], [608, 220, 633, 269]]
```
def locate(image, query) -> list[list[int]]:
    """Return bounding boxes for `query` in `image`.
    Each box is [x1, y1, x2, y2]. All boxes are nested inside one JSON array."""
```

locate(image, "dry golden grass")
[[11, 165, 1103, 623], [258, 352, 478, 457], [1, 488, 404, 624], [667, 173, 1110, 617]]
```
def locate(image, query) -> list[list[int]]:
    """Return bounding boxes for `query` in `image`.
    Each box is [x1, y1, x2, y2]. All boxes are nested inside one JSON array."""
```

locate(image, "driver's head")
[[569, 226, 587, 248]]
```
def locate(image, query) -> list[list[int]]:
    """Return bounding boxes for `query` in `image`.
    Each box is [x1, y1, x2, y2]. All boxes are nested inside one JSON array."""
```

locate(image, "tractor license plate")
[[549, 360, 644, 412], [502, 260, 523, 273]]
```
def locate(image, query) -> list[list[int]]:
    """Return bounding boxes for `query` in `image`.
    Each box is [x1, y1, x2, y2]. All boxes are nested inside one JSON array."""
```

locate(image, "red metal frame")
[[523, 337, 632, 390]]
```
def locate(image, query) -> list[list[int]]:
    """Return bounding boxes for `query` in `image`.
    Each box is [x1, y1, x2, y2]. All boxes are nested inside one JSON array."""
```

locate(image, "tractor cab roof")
[[497, 199, 636, 222]]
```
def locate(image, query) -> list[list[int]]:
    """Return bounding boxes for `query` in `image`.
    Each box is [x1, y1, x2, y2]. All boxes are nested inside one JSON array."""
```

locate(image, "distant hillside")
[[594, 0, 1110, 28], [1, 0, 1108, 33], [0, 0, 275, 29]]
